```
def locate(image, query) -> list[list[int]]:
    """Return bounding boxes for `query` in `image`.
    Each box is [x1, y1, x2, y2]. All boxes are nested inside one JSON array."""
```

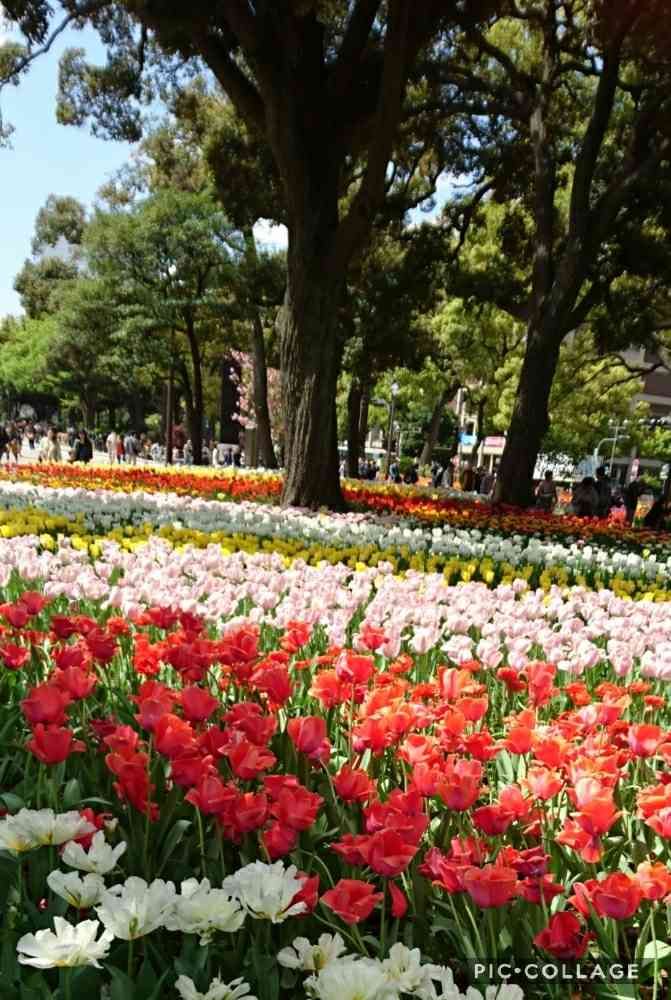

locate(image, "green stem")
[[64, 968, 72, 1000], [652, 905, 659, 1000], [127, 938, 134, 979], [379, 880, 387, 959], [196, 808, 207, 878]]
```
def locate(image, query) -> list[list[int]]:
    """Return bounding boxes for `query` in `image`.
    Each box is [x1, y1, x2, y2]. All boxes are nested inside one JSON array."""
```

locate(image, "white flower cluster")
[[278, 938, 525, 1000], [1, 479, 667, 584], [16, 859, 302, 971], [0, 808, 95, 852]]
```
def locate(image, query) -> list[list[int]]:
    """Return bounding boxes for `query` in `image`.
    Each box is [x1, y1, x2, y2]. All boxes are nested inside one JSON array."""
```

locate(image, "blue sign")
[[460, 433, 476, 446]]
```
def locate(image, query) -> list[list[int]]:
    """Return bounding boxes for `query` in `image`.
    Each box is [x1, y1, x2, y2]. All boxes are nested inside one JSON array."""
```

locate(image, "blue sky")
[[0, 21, 449, 319], [0, 25, 135, 317]]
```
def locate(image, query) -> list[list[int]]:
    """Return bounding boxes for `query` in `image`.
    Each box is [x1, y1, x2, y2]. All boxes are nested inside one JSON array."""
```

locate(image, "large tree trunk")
[[251, 312, 278, 469], [358, 380, 370, 451], [346, 378, 363, 478], [278, 179, 345, 508], [243, 227, 278, 469], [494, 328, 561, 506], [185, 319, 204, 465], [419, 386, 452, 466], [81, 395, 96, 429], [279, 278, 344, 508]]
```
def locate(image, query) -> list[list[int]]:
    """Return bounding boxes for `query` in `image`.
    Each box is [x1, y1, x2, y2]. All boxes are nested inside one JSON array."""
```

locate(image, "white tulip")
[[175, 975, 257, 1000], [0, 809, 95, 850], [164, 878, 245, 944], [305, 957, 398, 1000], [222, 860, 306, 923], [95, 876, 176, 940], [47, 870, 105, 909], [17, 917, 113, 969], [278, 933, 347, 972], [61, 830, 127, 875]]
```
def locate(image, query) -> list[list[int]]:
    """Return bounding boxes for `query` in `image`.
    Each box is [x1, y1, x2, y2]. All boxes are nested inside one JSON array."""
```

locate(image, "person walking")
[[595, 465, 613, 518], [643, 496, 669, 530], [624, 476, 645, 525], [39, 427, 62, 463], [106, 429, 119, 465], [0, 424, 8, 463], [7, 423, 20, 464], [535, 470, 558, 512], [572, 476, 600, 517], [124, 431, 138, 466], [73, 430, 93, 463]]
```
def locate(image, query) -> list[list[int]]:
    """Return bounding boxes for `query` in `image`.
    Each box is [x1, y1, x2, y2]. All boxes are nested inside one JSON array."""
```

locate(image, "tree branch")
[[567, 28, 630, 242], [331, 0, 411, 270], [0, 1, 106, 87], [330, 0, 381, 99], [194, 33, 266, 133]]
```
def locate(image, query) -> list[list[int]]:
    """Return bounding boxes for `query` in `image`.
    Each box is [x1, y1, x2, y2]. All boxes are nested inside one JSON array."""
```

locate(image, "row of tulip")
[[3, 462, 668, 550], [0, 540, 670, 999], [0, 482, 670, 598]]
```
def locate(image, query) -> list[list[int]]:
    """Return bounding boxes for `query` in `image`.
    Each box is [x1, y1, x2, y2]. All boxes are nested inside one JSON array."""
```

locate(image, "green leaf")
[[0, 794, 24, 813], [157, 819, 191, 873], [642, 939, 671, 964], [63, 778, 82, 809], [108, 966, 136, 1000]]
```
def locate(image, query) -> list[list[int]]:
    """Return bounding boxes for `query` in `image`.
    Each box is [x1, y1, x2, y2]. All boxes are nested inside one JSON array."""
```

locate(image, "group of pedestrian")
[[535, 465, 667, 528], [105, 430, 141, 465]]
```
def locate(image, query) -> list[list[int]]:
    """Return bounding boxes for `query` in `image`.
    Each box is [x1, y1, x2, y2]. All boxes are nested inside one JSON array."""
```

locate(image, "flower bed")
[[0, 540, 670, 997], [1, 482, 671, 598], [3, 464, 666, 551]]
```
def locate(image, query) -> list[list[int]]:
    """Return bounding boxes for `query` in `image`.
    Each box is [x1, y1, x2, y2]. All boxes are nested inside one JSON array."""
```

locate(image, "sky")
[[0, 24, 141, 317], [0, 19, 449, 320]]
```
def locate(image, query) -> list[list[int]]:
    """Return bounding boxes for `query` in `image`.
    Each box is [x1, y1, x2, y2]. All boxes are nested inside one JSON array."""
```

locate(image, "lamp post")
[[386, 381, 399, 477]]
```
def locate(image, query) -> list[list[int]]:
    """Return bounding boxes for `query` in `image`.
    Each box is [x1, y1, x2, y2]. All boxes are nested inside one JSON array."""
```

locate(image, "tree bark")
[[251, 311, 278, 468], [346, 378, 363, 477], [81, 395, 96, 429], [279, 270, 344, 508], [493, 327, 562, 506], [419, 386, 452, 466], [185, 318, 204, 465], [358, 379, 370, 450]]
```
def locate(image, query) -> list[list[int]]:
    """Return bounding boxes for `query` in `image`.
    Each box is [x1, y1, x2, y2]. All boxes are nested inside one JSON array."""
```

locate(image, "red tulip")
[[287, 715, 327, 755], [463, 865, 518, 908], [321, 879, 383, 924], [437, 756, 483, 811], [389, 881, 408, 918], [0, 602, 30, 629], [473, 804, 515, 836], [22, 684, 71, 725], [272, 785, 323, 831], [333, 764, 374, 803], [0, 642, 30, 670], [27, 724, 85, 764], [534, 912, 592, 960], [525, 766, 563, 801], [154, 714, 197, 759], [179, 686, 220, 723], [262, 821, 298, 859], [185, 773, 237, 816], [636, 861, 671, 901], [231, 792, 269, 833], [591, 873, 642, 920], [52, 666, 97, 700], [226, 740, 276, 780], [365, 830, 419, 877], [628, 724, 663, 758]]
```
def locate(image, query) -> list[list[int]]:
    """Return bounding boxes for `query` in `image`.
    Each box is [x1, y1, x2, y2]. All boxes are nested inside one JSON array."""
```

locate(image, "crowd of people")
[[537, 466, 668, 528], [0, 420, 247, 469]]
